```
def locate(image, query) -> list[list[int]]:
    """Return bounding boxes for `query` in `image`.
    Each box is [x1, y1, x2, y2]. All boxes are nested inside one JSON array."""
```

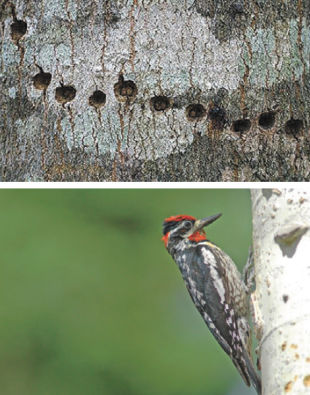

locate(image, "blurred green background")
[[0, 189, 253, 395]]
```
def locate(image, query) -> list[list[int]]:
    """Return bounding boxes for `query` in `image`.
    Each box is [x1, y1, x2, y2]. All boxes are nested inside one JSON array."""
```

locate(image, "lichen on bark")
[[1, 0, 310, 181]]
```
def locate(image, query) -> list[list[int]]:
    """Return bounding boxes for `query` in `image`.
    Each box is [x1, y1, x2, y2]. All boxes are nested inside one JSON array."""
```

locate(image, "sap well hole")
[[285, 119, 303, 135], [186, 104, 207, 121], [114, 75, 137, 102], [150, 96, 171, 111], [258, 111, 275, 129], [55, 85, 76, 104], [89, 90, 106, 108], [33, 71, 52, 90], [232, 119, 251, 133], [10, 19, 27, 41], [208, 106, 226, 128]]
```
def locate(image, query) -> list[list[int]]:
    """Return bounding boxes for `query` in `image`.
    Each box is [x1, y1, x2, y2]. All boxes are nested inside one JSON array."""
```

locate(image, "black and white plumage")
[[162, 214, 261, 394]]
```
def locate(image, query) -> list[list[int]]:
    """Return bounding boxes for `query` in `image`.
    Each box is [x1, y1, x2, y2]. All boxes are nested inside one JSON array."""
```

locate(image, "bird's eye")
[[183, 221, 192, 230]]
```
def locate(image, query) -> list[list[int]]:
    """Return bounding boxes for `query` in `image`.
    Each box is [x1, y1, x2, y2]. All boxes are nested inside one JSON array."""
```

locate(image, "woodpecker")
[[162, 214, 261, 394]]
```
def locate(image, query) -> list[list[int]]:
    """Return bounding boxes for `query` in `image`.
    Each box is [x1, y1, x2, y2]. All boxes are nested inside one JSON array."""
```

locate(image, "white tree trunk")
[[251, 188, 310, 395]]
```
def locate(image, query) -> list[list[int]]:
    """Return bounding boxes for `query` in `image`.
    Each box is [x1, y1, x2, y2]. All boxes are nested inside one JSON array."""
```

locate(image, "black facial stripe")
[[162, 220, 178, 235], [162, 219, 195, 235]]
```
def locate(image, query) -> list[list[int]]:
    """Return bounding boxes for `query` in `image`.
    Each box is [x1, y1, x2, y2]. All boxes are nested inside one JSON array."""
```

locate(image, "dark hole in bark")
[[10, 19, 27, 41], [282, 295, 289, 303], [233, 119, 251, 133], [186, 104, 206, 121], [258, 111, 275, 129], [55, 85, 76, 104], [285, 119, 303, 135], [33, 72, 52, 90], [89, 90, 106, 108], [208, 106, 226, 128], [150, 96, 171, 111], [114, 76, 137, 102], [111, 14, 120, 23]]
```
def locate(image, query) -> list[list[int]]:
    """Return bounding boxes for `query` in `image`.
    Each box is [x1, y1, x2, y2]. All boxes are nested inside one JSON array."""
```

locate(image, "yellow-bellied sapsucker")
[[162, 214, 261, 394]]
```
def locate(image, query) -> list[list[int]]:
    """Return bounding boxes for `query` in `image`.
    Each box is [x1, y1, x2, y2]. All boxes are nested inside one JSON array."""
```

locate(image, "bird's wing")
[[180, 242, 251, 386]]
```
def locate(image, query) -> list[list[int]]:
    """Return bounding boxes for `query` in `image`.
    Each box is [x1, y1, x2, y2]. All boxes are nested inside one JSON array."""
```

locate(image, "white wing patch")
[[201, 248, 226, 304]]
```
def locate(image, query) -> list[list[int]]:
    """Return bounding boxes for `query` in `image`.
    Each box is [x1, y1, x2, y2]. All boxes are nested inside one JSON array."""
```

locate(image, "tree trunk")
[[1, 1, 310, 181], [251, 188, 310, 394]]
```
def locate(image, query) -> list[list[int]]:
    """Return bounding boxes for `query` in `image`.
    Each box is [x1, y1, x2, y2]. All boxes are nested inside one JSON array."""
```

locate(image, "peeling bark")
[[1, 1, 310, 181]]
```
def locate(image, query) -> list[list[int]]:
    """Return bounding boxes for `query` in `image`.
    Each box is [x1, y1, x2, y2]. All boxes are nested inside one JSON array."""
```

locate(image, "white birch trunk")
[[251, 188, 310, 395]]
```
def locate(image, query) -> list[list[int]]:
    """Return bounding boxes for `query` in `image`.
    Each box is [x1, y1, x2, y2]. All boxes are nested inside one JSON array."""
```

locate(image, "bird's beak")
[[193, 213, 222, 232]]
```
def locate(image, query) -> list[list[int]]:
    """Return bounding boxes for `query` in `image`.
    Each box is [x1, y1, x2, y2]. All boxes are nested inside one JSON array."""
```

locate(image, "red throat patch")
[[161, 230, 207, 248], [161, 232, 170, 248], [188, 230, 207, 243]]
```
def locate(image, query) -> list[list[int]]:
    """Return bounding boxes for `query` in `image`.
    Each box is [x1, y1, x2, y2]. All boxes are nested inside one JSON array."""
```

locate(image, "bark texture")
[[1, 0, 310, 181], [251, 189, 310, 394]]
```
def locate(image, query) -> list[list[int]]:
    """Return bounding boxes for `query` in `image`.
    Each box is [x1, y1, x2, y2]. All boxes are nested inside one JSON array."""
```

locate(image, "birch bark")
[[251, 188, 310, 394]]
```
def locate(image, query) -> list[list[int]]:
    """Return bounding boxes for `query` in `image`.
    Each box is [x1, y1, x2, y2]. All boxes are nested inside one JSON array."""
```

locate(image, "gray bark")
[[1, 0, 310, 181]]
